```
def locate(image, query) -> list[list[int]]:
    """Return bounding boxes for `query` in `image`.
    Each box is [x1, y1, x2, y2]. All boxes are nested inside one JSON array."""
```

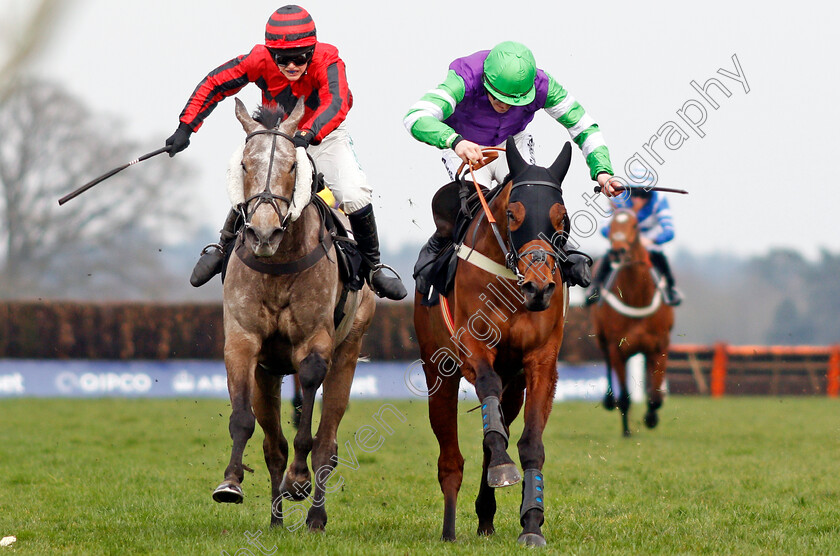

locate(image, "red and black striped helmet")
[[265, 5, 317, 49]]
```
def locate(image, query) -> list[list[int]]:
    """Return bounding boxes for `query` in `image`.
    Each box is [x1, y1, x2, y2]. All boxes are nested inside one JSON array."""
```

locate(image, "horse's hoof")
[[487, 463, 521, 488], [603, 394, 616, 411], [212, 482, 243, 504], [644, 411, 659, 429], [477, 523, 495, 536], [280, 475, 311, 501], [306, 521, 326, 533], [518, 532, 547, 547], [622, 429, 632, 438]]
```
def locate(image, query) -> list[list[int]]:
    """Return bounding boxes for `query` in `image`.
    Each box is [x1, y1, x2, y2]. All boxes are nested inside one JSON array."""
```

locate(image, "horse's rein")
[[455, 148, 523, 279], [456, 148, 503, 225]]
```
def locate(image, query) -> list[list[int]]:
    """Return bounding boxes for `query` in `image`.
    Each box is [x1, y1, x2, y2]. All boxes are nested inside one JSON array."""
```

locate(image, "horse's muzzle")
[[521, 281, 555, 312], [609, 247, 629, 264], [245, 226, 286, 257]]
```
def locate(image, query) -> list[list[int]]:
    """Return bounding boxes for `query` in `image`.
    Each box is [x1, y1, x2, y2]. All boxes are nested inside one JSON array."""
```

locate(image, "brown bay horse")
[[414, 138, 575, 546], [213, 98, 375, 531], [591, 208, 674, 436]]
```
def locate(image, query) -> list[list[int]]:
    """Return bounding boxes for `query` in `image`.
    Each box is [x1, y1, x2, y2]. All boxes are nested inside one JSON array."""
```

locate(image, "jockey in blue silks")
[[586, 186, 683, 306]]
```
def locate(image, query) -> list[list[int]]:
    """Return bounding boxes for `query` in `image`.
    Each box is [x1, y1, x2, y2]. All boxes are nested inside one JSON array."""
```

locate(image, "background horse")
[[213, 97, 374, 531], [414, 137, 573, 547], [591, 208, 674, 436]]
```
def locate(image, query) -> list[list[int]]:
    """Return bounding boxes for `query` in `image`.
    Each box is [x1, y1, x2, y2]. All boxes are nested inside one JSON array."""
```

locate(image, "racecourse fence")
[[0, 301, 837, 396], [667, 343, 840, 397]]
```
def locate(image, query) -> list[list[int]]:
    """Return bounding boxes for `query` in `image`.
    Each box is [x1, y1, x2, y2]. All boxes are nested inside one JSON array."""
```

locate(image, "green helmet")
[[482, 41, 537, 106]]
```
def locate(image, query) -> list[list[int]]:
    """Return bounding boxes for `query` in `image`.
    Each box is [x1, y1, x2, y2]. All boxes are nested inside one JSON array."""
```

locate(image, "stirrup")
[[368, 262, 403, 283], [200, 242, 224, 256], [369, 263, 407, 300], [190, 243, 226, 288], [665, 287, 683, 306]]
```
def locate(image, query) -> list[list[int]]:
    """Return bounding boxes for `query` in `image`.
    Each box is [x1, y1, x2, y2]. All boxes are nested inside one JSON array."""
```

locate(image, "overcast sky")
[[19, 0, 840, 258]]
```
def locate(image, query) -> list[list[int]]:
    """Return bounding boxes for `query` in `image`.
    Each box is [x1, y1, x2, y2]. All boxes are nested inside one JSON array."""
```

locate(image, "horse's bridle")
[[457, 166, 570, 285], [504, 179, 568, 284], [238, 128, 314, 240]]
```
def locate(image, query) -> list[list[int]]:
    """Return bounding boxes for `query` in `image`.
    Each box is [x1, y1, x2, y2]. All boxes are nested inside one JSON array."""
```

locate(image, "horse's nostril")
[[521, 282, 538, 295], [269, 229, 285, 245]]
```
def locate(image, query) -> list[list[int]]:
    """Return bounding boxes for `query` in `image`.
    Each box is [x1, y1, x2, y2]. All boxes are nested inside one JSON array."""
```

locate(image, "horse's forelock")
[[252, 105, 287, 129]]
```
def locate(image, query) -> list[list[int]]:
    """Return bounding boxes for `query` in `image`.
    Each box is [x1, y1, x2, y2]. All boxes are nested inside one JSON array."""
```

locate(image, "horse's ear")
[[505, 136, 527, 179], [235, 98, 259, 134], [548, 142, 573, 184], [281, 97, 307, 133]]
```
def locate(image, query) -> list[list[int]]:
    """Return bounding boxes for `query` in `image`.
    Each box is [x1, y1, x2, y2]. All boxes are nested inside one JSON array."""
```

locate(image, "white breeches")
[[307, 122, 372, 214]]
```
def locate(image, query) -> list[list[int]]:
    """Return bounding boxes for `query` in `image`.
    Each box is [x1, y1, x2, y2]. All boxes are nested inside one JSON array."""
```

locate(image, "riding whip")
[[58, 146, 170, 206], [594, 185, 689, 195]]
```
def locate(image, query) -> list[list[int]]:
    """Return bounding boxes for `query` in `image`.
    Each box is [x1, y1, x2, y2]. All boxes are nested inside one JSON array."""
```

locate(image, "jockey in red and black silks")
[[166, 5, 406, 300], [178, 41, 351, 146]]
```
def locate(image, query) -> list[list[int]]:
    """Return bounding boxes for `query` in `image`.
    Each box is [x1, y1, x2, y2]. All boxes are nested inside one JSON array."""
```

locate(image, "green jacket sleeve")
[[543, 73, 613, 180], [403, 70, 466, 149]]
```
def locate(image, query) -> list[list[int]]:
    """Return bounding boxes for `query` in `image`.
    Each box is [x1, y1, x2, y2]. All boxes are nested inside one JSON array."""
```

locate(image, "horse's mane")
[[252, 105, 287, 129]]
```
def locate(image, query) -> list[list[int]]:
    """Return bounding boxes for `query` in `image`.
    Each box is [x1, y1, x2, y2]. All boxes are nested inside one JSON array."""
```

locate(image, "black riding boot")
[[413, 231, 450, 296], [189, 208, 239, 287], [584, 256, 612, 306], [648, 251, 682, 306], [347, 204, 407, 300]]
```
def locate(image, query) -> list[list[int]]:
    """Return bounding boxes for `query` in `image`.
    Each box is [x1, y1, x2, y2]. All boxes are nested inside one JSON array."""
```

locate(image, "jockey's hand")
[[641, 236, 654, 249], [597, 173, 620, 197], [166, 123, 192, 157], [454, 139, 485, 166], [293, 129, 314, 149]]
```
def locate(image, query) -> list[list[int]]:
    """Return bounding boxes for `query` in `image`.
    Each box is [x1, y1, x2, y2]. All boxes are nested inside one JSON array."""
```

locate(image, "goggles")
[[271, 48, 313, 67]]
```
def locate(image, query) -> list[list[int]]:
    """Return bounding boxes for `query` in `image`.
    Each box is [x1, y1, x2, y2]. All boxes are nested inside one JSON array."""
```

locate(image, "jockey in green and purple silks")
[[404, 41, 617, 189], [404, 41, 621, 294]]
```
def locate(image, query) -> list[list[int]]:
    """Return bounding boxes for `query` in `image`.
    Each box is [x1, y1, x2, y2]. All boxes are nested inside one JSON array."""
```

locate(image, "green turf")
[[1, 396, 838, 554]]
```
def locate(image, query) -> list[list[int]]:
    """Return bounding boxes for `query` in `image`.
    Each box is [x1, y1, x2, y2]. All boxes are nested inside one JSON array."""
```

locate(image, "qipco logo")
[[56, 372, 153, 394]]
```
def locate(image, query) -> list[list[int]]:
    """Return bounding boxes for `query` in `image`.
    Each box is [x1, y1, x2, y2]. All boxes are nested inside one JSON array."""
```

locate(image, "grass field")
[[1, 396, 839, 555]]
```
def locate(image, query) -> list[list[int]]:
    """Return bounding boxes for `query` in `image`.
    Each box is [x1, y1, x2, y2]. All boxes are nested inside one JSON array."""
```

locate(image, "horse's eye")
[[506, 210, 514, 219]]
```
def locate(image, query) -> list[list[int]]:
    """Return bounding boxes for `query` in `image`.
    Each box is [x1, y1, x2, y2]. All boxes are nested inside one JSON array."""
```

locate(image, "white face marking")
[[612, 232, 627, 241], [615, 212, 630, 223]]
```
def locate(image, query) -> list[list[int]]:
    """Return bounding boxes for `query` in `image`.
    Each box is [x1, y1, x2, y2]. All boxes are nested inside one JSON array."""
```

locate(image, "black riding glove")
[[165, 123, 193, 157], [292, 129, 314, 149], [563, 253, 593, 288]]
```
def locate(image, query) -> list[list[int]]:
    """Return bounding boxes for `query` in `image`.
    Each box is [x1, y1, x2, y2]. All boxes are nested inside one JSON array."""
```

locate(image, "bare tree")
[[0, 78, 194, 299]]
